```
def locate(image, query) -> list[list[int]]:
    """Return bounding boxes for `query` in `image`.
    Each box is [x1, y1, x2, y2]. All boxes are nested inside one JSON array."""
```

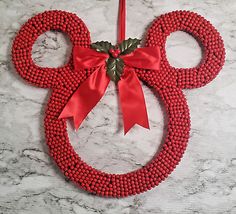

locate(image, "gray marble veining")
[[0, 0, 236, 213]]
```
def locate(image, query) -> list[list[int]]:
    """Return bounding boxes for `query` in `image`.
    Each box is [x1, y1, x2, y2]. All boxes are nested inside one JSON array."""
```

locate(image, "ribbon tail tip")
[[124, 124, 135, 135], [73, 122, 78, 132], [72, 117, 82, 132], [73, 125, 79, 132], [58, 113, 63, 119], [58, 111, 70, 120], [73, 123, 80, 132], [140, 122, 150, 130]]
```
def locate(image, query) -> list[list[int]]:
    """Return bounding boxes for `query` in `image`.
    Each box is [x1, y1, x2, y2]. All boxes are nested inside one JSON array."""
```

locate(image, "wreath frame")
[[12, 10, 225, 197]]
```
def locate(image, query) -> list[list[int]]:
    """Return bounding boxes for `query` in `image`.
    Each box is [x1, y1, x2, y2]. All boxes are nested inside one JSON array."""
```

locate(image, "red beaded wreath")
[[12, 10, 225, 197]]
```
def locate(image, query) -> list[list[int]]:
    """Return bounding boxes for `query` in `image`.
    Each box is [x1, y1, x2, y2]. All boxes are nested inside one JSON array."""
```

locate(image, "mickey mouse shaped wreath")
[[12, 1, 225, 197]]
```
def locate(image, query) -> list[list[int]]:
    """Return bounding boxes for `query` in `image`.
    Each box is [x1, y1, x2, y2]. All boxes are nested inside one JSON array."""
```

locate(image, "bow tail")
[[118, 67, 150, 134], [59, 65, 110, 130]]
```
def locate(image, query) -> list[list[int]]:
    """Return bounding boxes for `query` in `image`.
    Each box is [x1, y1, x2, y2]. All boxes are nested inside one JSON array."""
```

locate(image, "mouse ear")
[[12, 10, 91, 88], [145, 11, 225, 89]]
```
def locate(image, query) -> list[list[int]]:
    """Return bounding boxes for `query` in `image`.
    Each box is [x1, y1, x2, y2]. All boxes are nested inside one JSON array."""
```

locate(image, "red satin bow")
[[59, 46, 160, 134]]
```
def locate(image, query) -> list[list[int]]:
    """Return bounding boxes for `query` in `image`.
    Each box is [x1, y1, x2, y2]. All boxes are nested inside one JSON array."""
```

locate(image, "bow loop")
[[121, 47, 161, 70], [73, 47, 109, 69]]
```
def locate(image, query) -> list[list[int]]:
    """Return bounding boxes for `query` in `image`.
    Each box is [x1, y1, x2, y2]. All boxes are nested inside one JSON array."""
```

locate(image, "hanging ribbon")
[[118, 0, 126, 43]]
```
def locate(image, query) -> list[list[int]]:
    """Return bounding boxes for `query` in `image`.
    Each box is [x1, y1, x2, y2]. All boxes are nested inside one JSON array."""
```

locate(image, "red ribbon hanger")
[[59, 0, 161, 134], [118, 0, 126, 43]]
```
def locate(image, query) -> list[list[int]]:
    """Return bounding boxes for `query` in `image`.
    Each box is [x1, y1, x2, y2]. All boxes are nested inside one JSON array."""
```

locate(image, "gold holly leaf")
[[106, 57, 124, 82], [118, 38, 141, 55], [91, 41, 114, 53]]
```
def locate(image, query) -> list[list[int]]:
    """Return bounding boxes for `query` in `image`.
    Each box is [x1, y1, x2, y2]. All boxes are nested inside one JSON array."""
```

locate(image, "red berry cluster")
[[11, 10, 225, 198], [109, 48, 121, 58]]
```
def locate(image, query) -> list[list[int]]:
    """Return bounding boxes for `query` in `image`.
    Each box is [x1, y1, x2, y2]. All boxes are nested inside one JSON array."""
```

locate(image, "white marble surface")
[[0, 0, 236, 213]]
